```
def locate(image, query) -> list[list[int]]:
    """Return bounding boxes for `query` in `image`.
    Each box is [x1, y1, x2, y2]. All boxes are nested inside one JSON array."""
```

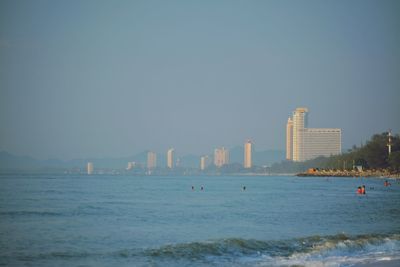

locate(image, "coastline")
[[297, 169, 400, 179]]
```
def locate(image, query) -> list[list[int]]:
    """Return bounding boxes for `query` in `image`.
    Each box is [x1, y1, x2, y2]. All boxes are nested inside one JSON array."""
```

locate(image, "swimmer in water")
[[201, 186, 204, 191], [191, 186, 194, 191], [357, 186, 362, 194], [361, 185, 366, 194], [243, 186, 246, 191]]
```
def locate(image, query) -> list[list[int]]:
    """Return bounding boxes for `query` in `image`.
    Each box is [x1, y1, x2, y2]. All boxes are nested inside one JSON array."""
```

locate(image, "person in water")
[[357, 186, 362, 194], [361, 185, 366, 194], [201, 186, 204, 191], [243, 186, 246, 191], [191, 186, 194, 191], [384, 180, 391, 187]]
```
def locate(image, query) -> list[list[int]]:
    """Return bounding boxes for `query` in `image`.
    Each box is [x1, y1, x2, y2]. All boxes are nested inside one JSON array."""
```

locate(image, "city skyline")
[[1, 1, 399, 160]]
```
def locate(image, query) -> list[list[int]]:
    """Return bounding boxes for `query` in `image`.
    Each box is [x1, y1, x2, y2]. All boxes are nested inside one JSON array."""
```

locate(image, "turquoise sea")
[[0, 174, 399, 266]]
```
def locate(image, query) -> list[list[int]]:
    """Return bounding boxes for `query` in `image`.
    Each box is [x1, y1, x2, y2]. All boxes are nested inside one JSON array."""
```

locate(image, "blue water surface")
[[0, 174, 399, 266]]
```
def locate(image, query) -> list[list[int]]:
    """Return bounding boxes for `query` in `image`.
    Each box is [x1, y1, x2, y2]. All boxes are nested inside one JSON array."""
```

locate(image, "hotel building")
[[286, 118, 293, 160], [287, 107, 341, 162]]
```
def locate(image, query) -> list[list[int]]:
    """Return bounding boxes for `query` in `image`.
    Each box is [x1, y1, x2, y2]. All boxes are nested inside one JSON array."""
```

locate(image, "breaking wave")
[[142, 233, 400, 266], [3, 233, 400, 266]]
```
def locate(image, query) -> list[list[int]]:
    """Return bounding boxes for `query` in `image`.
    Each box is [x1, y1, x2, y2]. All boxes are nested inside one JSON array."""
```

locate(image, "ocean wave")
[[17, 251, 95, 261], [263, 233, 400, 267], [0, 206, 113, 218], [0, 210, 62, 217], [142, 233, 400, 265], [144, 238, 299, 259], [3, 233, 399, 266]]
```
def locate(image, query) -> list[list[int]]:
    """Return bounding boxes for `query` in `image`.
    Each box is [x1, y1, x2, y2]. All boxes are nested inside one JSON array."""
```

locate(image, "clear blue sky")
[[1, 0, 399, 159]]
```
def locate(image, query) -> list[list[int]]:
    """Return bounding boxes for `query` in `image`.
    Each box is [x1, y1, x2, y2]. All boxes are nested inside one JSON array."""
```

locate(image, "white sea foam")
[[257, 234, 400, 267]]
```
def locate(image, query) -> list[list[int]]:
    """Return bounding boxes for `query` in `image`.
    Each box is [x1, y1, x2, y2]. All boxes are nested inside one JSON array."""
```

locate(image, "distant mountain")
[[0, 151, 40, 169], [178, 154, 200, 168], [253, 150, 285, 166], [229, 146, 244, 163], [0, 151, 148, 170], [229, 146, 285, 166]]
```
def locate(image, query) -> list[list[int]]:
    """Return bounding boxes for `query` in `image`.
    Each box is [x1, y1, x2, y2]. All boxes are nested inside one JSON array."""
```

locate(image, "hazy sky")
[[1, 0, 399, 159]]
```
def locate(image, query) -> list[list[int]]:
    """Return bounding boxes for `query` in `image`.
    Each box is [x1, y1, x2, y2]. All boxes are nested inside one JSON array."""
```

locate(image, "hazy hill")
[[0, 151, 40, 169], [0, 151, 147, 171], [229, 146, 285, 166]]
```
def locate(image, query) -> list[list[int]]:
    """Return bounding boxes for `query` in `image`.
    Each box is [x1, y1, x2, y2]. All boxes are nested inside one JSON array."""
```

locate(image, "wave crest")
[[3, 233, 399, 266], [144, 233, 400, 262]]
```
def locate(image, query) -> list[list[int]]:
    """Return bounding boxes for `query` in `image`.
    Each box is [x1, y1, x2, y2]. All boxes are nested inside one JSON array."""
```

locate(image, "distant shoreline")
[[1, 170, 399, 179], [297, 170, 400, 179]]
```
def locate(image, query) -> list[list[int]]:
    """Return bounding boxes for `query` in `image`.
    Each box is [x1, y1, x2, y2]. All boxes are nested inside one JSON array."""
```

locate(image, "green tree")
[[270, 132, 400, 173], [389, 151, 400, 171]]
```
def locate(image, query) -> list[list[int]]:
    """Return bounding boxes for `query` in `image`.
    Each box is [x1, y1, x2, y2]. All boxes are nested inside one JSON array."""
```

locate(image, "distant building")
[[147, 151, 157, 169], [126, 162, 136, 170], [167, 148, 174, 169], [200, 155, 209, 170], [286, 107, 341, 162], [292, 107, 308, 161], [87, 162, 93, 175], [214, 147, 229, 167], [286, 118, 293, 160], [303, 128, 342, 160], [244, 140, 252, 168]]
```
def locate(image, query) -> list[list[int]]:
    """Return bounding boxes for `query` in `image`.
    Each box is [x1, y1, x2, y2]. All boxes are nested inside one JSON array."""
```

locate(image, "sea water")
[[0, 174, 399, 266]]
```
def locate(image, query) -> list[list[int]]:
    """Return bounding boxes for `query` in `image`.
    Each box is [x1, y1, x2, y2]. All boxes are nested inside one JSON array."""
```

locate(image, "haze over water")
[[1, 0, 400, 160]]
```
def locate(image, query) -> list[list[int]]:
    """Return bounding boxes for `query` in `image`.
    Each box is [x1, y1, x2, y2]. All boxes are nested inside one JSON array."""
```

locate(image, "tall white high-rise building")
[[200, 155, 209, 171], [167, 148, 174, 169], [292, 107, 308, 161], [244, 140, 252, 168], [286, 118, 293, 160], [87, 162, 93, 175], [147, 151, 157, 169], [214, 147, 229, 167], [287, 107, 341, 162]]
